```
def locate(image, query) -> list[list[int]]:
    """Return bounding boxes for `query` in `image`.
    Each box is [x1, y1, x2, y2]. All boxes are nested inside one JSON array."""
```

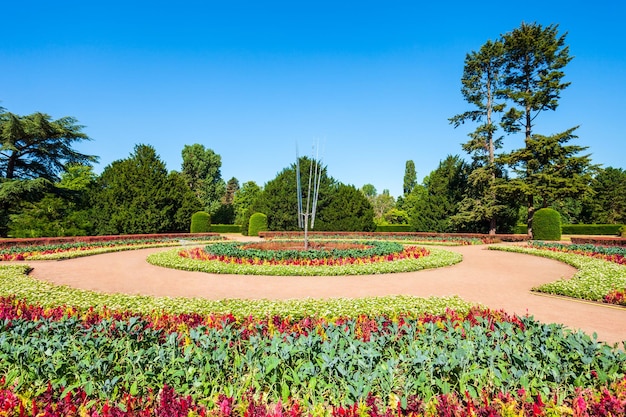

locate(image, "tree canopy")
[[0, 112, 97, 180]]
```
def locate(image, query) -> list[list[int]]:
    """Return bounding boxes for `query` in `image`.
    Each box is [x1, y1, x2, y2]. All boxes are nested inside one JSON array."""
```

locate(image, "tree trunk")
[[527, 195, 534, 239]]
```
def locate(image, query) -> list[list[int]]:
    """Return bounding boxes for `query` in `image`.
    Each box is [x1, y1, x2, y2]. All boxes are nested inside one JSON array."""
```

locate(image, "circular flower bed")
[[147, 240, 463, 276]]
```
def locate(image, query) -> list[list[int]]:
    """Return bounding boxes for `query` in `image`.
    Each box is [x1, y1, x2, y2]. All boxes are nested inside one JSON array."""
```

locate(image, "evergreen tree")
[[499, 22, 575, 236], [0, 111, 97, 180], [408, 155, 468, 232], [8, 165, 96, 237], [253, 157, 334, 231], [450, 39, 506, 234], [317, 184, 375, 231], [584, 167, 626, 224], [502, 128, 596, 221], [91, 144, 200, 234], [403, 160, 417, 196]]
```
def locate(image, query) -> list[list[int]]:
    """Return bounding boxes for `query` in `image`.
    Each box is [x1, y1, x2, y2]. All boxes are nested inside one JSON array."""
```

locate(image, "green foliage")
[[0, 111, 97, 180], [514, 224, 528, 234], [211, 203, 235, 224], [190, 211, 211, 233], [562, 224, 624, 236], [585, 167, 626, 224], [408, 155, 468, 232], [253, 157, 335, 231], [317, 184, 376, 231], [492, 245, 626, 302], [403, 160, 417, 195], [532, 208, 561, 241], [621, 225, 626, 238], [181, 144, 225, 214], [248, 212, 268, 236], [376, 224, 412, 232], [148, 246, 461, 276], [233, 181, 261, 226], [90, 144, 201, 235], [209, 224, 241, 233], [7, 165, 96, 237], [382, 208, 410, 225]]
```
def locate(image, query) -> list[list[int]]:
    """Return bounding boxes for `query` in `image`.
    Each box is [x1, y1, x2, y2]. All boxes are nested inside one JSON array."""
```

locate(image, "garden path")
[[28, 236, 626, 346]]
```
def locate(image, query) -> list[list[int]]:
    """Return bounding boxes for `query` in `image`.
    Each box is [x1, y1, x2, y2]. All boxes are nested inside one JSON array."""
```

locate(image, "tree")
[[583, 167, 626, 224], [91, 144, 201, 235], [0, 112, 97, 180], [371, 190, 396, 223], [408, 155, 468, 232], [403, 160, 417, 196], [317, 184, 376, 231], [233, 181, 261, 226], [502, 128, 596, 225], [450, 39, 506, 234], [253, 157, 334, 231], [360, 184, 377, 199], [222, 177, 240, 205], [181, 144, 225, 214], [499, 22, 574, 236], [8, 164, 97, 237]]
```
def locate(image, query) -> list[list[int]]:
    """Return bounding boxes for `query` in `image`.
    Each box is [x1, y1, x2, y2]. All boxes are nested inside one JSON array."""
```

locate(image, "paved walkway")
[[28, 238, 626, 346]]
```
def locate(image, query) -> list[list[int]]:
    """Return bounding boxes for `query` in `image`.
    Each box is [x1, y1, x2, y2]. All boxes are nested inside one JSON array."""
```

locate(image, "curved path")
[[27, 239, 626, 346]]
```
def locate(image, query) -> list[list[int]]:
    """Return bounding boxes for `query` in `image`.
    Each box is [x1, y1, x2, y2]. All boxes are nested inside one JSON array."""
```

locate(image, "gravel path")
[[28, 237, 626, 346]]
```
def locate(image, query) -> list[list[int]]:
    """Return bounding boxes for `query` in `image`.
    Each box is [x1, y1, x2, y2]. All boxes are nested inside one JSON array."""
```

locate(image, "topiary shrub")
[[532, 208, 561, 241], [190, 211, 211, 233], [248, 212, 268, 237]]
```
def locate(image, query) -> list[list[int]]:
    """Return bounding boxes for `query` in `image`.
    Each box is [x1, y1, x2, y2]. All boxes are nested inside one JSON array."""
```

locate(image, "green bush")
[[248, 212, 268, 237], [190, 211, 211, 233], [376, 224, 413, 232], [621, 225, 626, 238], [209, 224, 242, 233], [513, 224, 528, 235], [532, 208, 561, 241], [561, 224, 624, 236]]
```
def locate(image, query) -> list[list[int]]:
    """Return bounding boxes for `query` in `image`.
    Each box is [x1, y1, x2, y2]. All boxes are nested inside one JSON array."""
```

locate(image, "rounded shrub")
[[532, 208, 561, 241], [190, 211, 211, 233], [248, 212, 268, 237]]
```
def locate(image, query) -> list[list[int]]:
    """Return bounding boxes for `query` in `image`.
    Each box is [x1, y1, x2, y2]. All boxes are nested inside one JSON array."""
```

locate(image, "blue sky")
[[2, 1, 624, 197]]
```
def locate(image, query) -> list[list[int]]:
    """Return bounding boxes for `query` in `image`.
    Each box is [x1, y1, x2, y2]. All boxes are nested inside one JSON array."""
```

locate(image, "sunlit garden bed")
[[147, 241, 463, 276], [0, 236, 223, 261], [490, 243, 626, 307]]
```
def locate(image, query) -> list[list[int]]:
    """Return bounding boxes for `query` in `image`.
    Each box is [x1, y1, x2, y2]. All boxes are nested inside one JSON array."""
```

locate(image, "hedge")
[[515, 224, 624, 236], [209, 224, 242, 233], [248, 213, 268, 237], [561, 224, 624, 236], [532, 208, 561, 241], [375, 224, 413, 232], [190, 211, 211, 233]]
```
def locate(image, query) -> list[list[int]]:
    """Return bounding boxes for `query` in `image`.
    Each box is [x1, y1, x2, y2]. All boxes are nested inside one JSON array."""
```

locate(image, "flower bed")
[[148, 244, 461, 275], [490, 245, 626, 306], [0, 295, 624, 416], [529, 241, 626, 265], [0, 236, 222, 261]]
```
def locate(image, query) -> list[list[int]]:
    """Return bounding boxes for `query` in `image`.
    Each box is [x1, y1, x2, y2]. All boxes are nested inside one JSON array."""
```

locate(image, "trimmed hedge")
[[561, 224, 624, 236], [375, 224, 413, 232], [190, 211, 211, 233], [532, 208, 561, 241], [248, 213, 268, 237], [209, 224, 242, 233]]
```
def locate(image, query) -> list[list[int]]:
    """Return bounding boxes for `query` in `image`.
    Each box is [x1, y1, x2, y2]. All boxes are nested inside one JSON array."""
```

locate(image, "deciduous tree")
[[181, 144, 225, 214]]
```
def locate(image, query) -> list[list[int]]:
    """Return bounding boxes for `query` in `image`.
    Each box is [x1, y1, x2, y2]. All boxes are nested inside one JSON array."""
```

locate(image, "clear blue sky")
[[2, 1, 624, 197]]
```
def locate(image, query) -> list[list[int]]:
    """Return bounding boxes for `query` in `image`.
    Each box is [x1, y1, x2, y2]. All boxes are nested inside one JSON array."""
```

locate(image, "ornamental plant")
[[248, 212, 268, 236], [190, 211, 211, 233], [532, 208, 561, 240]]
